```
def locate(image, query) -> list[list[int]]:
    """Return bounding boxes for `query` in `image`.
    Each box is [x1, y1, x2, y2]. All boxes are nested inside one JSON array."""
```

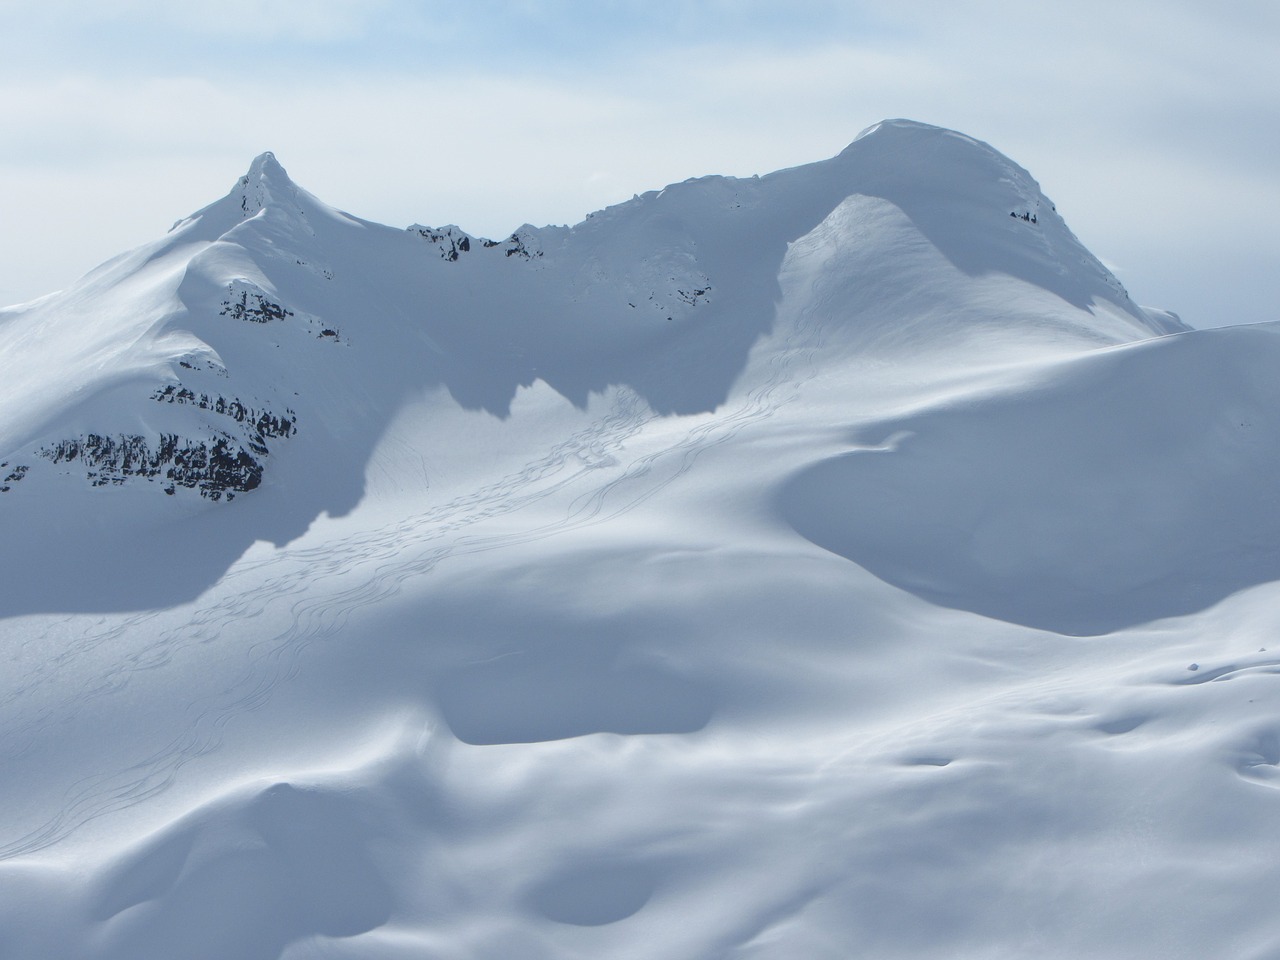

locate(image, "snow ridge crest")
[[235, 151, 295, 218]]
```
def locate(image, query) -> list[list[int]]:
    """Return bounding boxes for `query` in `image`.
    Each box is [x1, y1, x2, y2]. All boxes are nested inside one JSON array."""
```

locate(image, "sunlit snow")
[[3, 120, 1277, 960]]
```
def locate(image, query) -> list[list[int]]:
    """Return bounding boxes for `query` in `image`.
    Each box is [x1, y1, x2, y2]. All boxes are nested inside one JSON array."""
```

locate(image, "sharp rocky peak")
[[234, 150, 298, 218]]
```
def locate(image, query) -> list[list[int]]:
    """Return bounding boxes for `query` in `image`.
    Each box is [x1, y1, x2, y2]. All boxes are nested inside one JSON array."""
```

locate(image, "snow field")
[[6, 121, 1278, 959]]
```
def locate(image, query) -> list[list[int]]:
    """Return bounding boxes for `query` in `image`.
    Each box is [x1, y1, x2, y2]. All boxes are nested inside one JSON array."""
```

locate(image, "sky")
[[1, 0, 1277, 328]]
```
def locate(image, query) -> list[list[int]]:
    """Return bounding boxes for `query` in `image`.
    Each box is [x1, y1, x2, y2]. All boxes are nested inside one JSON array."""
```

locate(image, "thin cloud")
[[1, 0, 395, 43], [0, 2, 1275, 326]]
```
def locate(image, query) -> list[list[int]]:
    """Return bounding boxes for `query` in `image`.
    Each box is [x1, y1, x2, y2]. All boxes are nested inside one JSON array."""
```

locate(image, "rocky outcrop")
[[151, 387, 296, 455], [220, 287, 293, 323], [0, 462, 28, 493], [40, 433, 265, 501]]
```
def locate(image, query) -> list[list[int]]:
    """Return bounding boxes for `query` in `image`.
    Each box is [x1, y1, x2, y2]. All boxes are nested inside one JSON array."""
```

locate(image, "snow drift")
[[780, 323, 1280, 634], [4, 120, 1279, 960]]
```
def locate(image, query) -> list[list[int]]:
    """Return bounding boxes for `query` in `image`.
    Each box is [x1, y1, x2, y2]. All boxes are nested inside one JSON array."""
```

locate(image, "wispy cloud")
[[1, 0, 397, 44], [0, 1, 1276, 325]]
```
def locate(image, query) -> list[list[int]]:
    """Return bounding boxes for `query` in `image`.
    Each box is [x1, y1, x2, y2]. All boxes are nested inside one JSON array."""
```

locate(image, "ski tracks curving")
[[0, 298, 830, 859]]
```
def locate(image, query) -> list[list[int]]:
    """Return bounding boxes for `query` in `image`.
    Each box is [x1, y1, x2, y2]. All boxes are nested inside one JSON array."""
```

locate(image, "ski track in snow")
[[12, 123, 1276, 959], [0, 285, 829, 860]]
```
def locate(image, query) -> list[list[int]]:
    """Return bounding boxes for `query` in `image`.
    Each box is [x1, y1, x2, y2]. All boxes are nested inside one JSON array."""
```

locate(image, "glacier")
[[2, 119, 1279, 959]]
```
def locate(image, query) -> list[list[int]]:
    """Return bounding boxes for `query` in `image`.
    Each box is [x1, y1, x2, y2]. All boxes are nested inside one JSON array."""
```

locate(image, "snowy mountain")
[[3, 120, 1279, 959]]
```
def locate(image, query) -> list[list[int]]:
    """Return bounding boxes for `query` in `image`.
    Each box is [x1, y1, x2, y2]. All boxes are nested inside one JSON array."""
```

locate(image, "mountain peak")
[[246, 150, 288, 182], [837, 118, 999, 165], [168, 150, 318, 238], [234, 150, 297, 218], [852, 117, 949, 141]]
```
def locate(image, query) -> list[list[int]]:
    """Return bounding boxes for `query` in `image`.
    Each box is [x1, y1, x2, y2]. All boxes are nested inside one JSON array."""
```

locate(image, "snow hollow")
[[3, 120, 1280, 960]]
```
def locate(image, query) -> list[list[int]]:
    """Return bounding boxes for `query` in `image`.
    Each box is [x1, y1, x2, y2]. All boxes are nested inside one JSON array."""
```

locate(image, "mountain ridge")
[[6, 122, 1280, 960], [0, 120, 1183, 502]]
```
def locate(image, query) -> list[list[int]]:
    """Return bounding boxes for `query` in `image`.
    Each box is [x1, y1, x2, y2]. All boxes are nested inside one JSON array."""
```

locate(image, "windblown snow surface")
[[2, 120, 1278, 959]]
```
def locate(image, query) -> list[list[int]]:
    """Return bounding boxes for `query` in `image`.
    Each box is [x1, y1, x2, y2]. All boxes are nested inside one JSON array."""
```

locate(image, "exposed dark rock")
[[0, 462, 28, 493], [40, 432, 265, 500], [676, 286, 711, 305], [503, 232, 543, 259], [411, 226, 477, 263], [220, 287, 293, 323], [151, 387, 296, 441], [150, 386, 296, 458]]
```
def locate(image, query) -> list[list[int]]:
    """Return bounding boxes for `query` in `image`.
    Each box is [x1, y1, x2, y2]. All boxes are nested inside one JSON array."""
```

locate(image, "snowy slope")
[[6, 121, 1280, 960]]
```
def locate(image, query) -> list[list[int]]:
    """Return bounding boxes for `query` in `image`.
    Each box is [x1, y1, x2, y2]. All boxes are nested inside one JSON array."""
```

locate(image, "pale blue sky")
[[2, 3, 899, 73], [2, 0, 1277, 328]]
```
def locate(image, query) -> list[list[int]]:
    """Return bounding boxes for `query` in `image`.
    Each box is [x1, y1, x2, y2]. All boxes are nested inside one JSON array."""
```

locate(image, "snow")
[[780, 324, 1280, 634], [3, 119, 1277, 959]]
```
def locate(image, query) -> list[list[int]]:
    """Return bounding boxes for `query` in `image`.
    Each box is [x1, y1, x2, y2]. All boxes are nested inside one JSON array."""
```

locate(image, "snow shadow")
[[0, 494, 260, 614], [381, 159, 900, 420], [778, 325, 1280, 636], [1, 122, 1160, 617], [404, 595, 715, 746], [527, 860, 657, 926], [437, 646, 714, 745], [88, 781, 392, 960], [0, 147, 882, 616]]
